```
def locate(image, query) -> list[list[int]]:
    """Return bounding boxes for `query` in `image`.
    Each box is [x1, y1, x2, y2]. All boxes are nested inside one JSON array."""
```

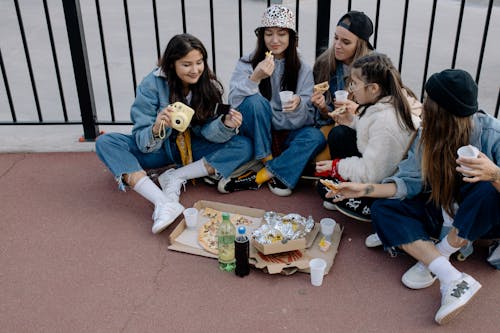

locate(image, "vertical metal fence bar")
[[238, 0, 243, 58], [181, 0, 186, 33], [373, 0, 380, 49], [451, 0, 465, 68], [95, 0, 115, 121], [43, 0, 68, 122], [62, 0, 99, 140], [123, 0, 137, 94], [209, 0, 216, 73], [420, 0, 438, 101], [495, 88, 499, 118], [0, 48, 16, 122], [152, 0, 160, 60], [347, 0, 352, 12], [475, 0, 493, 83], [315, 0, 331, 58], [398, 0, 409, 73], [295, 1, 299, 34], [13, 0, 42, 121]]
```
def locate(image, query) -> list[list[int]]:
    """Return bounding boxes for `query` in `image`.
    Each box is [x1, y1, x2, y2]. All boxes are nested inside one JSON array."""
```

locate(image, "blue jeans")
[[96, 132, 253, 190], [237, 94, 326, 189], [371, 181, 500, 249]]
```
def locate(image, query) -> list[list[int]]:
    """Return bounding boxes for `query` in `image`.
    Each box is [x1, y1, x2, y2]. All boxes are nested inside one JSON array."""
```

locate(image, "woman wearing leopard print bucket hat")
[[220, 5, 326, 197]]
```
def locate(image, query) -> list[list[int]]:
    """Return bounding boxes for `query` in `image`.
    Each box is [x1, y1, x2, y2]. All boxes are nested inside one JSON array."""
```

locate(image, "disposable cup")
[[457, 145, 479, 171], [320, 218, 336, 240], [279, 91, 294, 106], [309, 258, 327, 286], [183, 207, 198, 229], [334, 90, 349, 102]]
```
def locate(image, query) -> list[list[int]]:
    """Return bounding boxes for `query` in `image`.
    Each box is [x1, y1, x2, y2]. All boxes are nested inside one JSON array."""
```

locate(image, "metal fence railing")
[[1, 0, 499, 141]]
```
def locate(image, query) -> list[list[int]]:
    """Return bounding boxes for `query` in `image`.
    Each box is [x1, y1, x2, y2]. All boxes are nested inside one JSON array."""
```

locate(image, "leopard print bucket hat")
[[255, 5, 296, 35]]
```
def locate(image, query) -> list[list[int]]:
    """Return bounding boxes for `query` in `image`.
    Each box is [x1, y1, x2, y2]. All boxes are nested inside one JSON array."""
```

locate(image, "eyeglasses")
[[348, 81, 371, 93]]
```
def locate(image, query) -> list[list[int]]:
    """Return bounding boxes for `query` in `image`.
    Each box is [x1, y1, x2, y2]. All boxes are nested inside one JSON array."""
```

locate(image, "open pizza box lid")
[[168, 200, 343, 275]]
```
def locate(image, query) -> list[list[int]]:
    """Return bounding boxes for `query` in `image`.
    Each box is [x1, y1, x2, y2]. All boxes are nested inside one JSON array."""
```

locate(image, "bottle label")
[[218, 235, 235, 261]]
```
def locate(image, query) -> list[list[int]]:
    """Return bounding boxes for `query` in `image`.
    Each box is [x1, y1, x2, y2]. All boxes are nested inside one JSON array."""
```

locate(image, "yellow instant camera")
[[170, 102, 194, 132]]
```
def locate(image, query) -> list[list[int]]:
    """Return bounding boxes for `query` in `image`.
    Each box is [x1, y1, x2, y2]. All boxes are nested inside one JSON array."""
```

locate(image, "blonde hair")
[[420, 98, 473, 217]]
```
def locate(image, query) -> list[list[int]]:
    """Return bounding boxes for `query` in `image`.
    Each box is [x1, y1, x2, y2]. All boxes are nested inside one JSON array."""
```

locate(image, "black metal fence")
[[1, 0, 499, 141]]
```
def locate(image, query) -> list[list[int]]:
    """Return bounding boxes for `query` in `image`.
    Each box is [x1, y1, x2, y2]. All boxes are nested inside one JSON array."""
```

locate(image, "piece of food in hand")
[[265, 50, 273, 57], [314, 81, 330, 94], [320, 178, 340, 192], [328, 105, 347, 117]]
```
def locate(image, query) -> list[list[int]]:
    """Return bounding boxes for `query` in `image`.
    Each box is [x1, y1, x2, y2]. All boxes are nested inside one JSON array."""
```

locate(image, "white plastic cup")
[[457, 145, 479, 171], [334, 90, 348, 102], [279, 90, 294, 106], [320, 218, 336, 240], [183, 207, 198, 229], [309, 258, 327, 286]]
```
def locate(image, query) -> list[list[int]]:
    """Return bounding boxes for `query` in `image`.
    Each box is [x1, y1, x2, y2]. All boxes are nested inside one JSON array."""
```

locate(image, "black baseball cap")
[[337, 11, 374, 50]]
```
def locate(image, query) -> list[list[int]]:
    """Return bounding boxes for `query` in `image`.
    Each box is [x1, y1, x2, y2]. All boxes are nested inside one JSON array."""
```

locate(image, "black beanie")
[[424, 69, 478, 117]]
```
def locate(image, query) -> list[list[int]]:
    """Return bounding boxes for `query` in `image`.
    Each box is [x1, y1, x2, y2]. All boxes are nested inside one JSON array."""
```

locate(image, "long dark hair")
[[158, 33, 223, 124], [420, 98, 473, 217], [246, 28, 301, 100], [351, 53, 416, 132]]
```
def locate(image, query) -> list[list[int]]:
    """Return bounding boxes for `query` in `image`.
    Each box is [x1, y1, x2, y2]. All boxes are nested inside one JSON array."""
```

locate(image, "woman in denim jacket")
[[220, 5, 326, 197], [326, 69, 500, 325], [96, 34, 252, 234]]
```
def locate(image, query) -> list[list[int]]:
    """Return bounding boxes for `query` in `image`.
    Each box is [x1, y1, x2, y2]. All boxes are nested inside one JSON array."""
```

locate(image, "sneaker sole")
[[435, 282, 482, 325], [401, 274, 437, 290], [335, 205, 371, 223]]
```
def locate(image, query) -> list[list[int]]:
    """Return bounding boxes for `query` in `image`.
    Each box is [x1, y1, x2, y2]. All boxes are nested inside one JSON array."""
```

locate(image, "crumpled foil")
[[252, 212, 315, 245]]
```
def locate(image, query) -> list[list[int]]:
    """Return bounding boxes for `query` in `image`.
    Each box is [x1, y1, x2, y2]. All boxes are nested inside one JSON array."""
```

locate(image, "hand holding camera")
[[154, 102, 194, 137]]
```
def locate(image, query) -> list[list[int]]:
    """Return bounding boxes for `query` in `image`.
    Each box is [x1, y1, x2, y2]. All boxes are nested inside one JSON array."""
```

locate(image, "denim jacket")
[[131, 68, 237, 153], [383, 111, 500, 199]]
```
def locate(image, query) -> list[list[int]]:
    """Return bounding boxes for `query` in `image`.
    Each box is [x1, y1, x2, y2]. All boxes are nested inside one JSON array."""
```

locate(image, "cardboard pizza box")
[[168, 200, 343, 275]]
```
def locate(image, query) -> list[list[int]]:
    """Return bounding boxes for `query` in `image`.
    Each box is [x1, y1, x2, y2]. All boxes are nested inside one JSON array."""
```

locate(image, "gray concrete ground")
[[1, 0, 499, 152]]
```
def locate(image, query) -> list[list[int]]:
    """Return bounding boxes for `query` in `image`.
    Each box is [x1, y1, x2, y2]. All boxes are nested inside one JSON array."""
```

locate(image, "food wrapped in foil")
[[252, 212, 315, 245]]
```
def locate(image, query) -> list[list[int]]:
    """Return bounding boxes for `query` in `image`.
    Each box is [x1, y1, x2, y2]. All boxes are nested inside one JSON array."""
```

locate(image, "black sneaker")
[[335, 198, 373, 222], [267, 178, 292, 196], [217, 170, 260, 193]]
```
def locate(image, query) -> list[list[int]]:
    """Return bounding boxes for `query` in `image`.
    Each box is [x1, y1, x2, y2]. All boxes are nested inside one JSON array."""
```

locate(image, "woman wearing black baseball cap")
[[312, 10, 374, 123]]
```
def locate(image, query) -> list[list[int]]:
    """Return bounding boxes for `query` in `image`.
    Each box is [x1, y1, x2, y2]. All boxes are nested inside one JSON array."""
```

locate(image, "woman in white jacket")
[[316, 52, 421, 225]]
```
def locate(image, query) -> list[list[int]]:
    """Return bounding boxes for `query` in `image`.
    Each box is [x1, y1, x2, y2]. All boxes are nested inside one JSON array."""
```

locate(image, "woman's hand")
[[457, 152, 500, 186], [282, 95, 301, 112], [311, 91, 330, 117], [223, 109, 242, 129], [331, 99, 358, 125], [152, 105, 174, 136], [325, 182, 368, 201], [250, 55, 275, 83]]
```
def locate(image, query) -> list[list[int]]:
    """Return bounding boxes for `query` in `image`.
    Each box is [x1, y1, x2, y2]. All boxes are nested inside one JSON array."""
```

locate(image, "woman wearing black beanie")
[[325, 69, 500, 325]]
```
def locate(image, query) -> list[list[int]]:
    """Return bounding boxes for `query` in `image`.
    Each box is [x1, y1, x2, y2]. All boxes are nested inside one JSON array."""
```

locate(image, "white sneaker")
[[158, 169, 186, 202], [152, 201, 184, 234], [435, 273, 481, 325], [401, 262, 437, 289], [365, 233, 383, 248], [323, 201, 338, 211]]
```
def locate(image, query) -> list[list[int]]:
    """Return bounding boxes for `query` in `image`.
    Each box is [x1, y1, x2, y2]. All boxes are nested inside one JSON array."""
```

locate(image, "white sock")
[[171, 159, 209, 180], [428, 256, 462, 293], [133, 176, 165, 205], [436, 236, 461, 259]]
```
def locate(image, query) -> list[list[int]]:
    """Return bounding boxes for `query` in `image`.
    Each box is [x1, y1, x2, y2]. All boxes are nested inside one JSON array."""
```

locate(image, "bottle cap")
[[238, 226, 246, 234]]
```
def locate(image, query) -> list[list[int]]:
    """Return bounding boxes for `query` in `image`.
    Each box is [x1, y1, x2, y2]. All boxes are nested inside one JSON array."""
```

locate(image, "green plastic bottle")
[[218, 212, 236, 272]]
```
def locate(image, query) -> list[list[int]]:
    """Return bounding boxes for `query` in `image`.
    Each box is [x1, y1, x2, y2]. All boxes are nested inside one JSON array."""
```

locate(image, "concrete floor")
[[1, 152, 498, 332]]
